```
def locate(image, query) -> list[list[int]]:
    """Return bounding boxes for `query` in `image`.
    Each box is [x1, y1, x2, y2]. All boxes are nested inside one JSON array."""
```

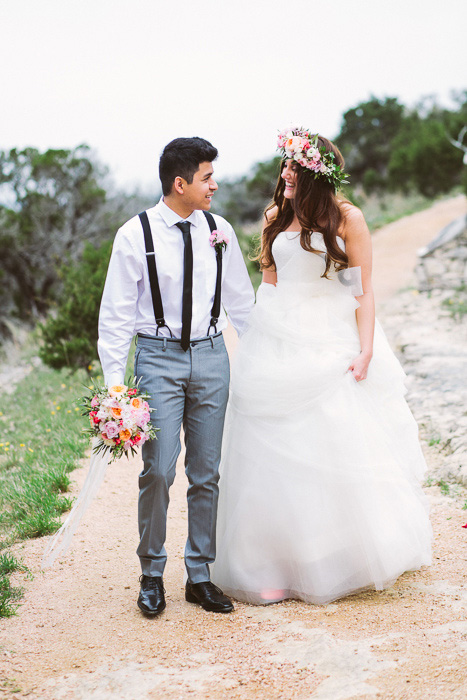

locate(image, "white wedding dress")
[[211, 231, 432, 605]]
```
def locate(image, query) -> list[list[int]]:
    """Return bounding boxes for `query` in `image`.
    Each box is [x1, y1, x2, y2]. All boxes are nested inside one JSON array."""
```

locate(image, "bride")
[[211, 128, 432, 605]]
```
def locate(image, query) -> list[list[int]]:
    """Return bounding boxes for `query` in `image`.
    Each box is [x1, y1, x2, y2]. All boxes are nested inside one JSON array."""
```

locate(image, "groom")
[[98, 137, 254, 616]]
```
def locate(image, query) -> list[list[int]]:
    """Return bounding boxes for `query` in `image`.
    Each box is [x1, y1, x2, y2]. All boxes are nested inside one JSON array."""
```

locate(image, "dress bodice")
[[272, 231, 330, 282], [271, 231, 362, 296]]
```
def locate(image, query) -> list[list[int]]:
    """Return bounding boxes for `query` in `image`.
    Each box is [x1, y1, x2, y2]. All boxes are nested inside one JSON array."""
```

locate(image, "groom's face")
[[182, 161, 218, 211]]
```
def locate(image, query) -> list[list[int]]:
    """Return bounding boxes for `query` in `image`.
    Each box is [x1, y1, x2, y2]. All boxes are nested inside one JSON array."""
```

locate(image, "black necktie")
[[175, 221, 193, 351]]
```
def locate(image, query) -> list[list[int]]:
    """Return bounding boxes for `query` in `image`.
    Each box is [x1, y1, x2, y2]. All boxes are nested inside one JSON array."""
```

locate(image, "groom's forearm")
[[97, 331, 133, 388]]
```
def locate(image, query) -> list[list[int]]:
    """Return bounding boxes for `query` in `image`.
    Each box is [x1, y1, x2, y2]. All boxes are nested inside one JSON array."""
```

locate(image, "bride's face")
[[281, 159, 298, 199]]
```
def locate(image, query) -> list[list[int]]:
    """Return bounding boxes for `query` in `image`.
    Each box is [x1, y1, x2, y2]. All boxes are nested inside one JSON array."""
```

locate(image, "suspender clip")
[[208, 318, 218, 335], [155, 319, 174, 338]]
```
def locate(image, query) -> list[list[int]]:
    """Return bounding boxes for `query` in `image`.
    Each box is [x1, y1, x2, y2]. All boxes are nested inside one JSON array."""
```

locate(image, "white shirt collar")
[[157, 198, 201, 229]]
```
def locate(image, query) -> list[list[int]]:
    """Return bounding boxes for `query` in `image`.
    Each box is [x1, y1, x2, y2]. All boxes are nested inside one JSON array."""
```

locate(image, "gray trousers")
[[134, 332, 230, 583]]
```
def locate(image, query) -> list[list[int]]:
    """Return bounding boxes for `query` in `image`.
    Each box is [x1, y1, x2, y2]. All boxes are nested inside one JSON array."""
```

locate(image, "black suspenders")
[[138, 211, 173, 337], [138, 210, 223, 338], [204, 211, 222, 335]]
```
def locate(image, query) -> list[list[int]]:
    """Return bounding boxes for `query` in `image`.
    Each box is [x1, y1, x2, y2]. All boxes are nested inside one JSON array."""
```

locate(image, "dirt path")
[[1, 196, 467, 700]]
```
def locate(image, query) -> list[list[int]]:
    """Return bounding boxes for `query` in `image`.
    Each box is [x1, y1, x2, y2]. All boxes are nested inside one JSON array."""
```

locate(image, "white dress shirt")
[[98, 199, 255, 386]]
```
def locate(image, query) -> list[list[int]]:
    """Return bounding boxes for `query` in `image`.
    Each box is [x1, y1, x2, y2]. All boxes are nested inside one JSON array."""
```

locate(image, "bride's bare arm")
[[261, 210, 278, 285], [341, 206, 375, 381], [262, 269, 277, 285]]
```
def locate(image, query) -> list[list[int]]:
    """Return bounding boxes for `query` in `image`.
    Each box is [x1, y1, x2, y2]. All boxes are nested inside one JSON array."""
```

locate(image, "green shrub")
[[39, 240, 113, 373]]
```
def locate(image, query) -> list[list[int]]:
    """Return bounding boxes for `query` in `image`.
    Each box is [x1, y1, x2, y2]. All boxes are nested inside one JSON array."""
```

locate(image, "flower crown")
[[277, 127, 349, 190]]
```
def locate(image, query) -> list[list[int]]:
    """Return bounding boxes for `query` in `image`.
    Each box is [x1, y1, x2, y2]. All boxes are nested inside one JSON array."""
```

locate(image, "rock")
[[382, 217, 467, 488], [448, 247, 467, 260]]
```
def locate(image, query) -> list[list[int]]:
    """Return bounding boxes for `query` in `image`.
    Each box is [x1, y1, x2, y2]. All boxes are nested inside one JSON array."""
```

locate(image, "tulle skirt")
[[211, 282, 432, 605]]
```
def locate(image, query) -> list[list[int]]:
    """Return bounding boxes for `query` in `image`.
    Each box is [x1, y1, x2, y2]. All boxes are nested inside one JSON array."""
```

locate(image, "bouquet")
[[81, 379, 158, 461]]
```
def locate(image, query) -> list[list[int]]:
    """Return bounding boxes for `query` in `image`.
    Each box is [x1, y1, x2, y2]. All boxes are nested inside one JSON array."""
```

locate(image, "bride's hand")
[[348, 352, 372, 382]]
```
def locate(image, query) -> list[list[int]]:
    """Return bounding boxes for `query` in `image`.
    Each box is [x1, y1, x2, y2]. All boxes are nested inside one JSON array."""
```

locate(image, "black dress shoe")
[[137, 575, 166, 616], [185, 580, 234, 613]]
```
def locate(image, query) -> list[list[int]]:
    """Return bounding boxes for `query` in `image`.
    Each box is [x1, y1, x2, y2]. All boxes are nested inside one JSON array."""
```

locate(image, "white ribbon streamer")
[[42, 441, 112, 568]]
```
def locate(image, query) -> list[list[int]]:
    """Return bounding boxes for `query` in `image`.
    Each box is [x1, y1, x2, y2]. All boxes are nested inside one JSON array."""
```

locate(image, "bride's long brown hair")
[[260, 135, 349, 278]]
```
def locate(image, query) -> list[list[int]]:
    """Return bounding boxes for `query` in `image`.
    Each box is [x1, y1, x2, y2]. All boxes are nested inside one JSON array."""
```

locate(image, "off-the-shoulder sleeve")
[[337, 266, 363, 297]]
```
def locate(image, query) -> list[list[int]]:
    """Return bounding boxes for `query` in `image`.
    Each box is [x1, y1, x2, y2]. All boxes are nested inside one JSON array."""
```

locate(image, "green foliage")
[[0, 145, 153, 342], [0, 347, 93, 618], [0, 574, 23, 617], [39, 240, 113, 372], [336, 96, 406, 191], [437, 479, 450, 496], [335, 92, 467, 197], [2, 465, 73, 540], [0, 362, 89, 549], [357, 191, 433, 232], [462, 168, 467, 198], [389, 117, 464, 196], [442, 284, 467, 319], [0, 145, 108, 321], [236, 227, 262, 290], [0, 553, 26, 617], [0, 552, 22, 576], [213, 156, 281, 226]]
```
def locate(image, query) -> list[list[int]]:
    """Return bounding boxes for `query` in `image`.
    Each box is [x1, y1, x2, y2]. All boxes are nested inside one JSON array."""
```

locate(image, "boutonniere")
[[209, 229, 229, 254]]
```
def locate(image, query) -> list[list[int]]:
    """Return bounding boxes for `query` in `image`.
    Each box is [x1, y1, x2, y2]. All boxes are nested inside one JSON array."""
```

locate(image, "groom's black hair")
[[159, 137, 218, 196]]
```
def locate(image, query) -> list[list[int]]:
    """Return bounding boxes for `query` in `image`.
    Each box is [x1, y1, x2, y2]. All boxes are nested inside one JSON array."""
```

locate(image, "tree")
[[0, 145, 155, 338], [335, 96, 405, 190], [214, 157, 282, 225], [0, 145, 111, 320], [388, 104, 465, 196], [0, 145, 110, 323], [39, 241, 113, 372]]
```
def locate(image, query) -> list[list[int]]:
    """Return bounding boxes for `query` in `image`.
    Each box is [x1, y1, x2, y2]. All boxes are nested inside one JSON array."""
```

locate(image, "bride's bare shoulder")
[[338, 201, 367, 240], [339, 200, 363, 221]]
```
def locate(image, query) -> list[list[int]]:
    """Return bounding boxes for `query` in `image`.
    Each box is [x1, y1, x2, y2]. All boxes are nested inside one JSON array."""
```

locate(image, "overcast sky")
[[2, 0, 466, 192]]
